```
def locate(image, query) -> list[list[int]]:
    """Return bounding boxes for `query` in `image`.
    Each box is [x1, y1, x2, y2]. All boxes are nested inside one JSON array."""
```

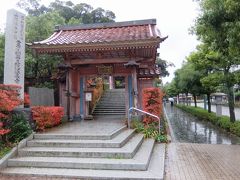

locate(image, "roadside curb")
[[163, 105, 176, 142], [0, 133, 34, 169]]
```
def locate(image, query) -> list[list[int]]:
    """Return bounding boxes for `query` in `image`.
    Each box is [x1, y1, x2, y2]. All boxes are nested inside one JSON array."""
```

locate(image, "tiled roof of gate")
[[31, 19, 163, 46]]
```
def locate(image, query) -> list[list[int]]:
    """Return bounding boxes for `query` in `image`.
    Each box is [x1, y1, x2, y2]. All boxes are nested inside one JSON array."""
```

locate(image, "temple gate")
[[30, 19, 167, 119]]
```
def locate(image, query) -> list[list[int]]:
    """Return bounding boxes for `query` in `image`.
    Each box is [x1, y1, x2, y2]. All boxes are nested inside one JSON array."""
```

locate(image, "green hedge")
[[176, 104, 240, 137]]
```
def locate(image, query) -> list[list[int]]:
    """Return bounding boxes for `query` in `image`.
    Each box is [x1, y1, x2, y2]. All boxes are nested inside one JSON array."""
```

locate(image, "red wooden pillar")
[[132, 67, 138, 108]]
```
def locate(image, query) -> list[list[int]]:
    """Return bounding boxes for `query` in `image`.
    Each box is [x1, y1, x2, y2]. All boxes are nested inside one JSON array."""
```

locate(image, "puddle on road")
[[165, 104, 240, 144]]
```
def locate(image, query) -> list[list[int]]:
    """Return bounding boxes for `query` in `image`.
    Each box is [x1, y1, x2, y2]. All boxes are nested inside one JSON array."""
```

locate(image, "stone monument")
[[4, 9, 25, 100]]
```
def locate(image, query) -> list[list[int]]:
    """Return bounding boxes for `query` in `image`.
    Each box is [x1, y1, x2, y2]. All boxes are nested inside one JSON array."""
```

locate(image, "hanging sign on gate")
[[97, 65, 113, 75], [85, 92, 92, 101]]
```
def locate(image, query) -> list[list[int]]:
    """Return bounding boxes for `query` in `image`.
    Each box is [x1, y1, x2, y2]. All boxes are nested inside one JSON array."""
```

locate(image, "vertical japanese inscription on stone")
[[4, 9, 25, 99]]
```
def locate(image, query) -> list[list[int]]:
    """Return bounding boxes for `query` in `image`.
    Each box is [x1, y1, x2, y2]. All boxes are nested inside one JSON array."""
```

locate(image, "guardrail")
[[128, 107, 160, 133]]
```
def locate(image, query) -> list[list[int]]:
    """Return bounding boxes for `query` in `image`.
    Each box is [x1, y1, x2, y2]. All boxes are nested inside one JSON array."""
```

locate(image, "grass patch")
[[107, 155, 124, 159], [0, 145, 12, 159], [175, 104, 240, 137]]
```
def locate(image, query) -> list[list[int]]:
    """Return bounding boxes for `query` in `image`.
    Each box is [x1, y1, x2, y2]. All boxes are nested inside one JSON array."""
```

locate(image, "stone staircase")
[[93, 89, 126, 116], [0, 126, 165, 179]]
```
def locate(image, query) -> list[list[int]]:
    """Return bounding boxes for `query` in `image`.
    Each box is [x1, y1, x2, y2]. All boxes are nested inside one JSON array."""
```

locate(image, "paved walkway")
[[165, 143, 240, 180], [165, 104, 240, 180], [42, 116, 125, 135]]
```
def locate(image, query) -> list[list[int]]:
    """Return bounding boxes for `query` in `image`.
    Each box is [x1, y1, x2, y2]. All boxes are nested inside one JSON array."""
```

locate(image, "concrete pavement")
[[165, 143, 240, 180]]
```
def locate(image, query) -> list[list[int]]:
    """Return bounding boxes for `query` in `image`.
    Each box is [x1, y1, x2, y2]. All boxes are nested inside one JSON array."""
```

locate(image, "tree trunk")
[[193, 94, 197, 107], [207, 93, 211, 113], [227, 86, 236, 122]]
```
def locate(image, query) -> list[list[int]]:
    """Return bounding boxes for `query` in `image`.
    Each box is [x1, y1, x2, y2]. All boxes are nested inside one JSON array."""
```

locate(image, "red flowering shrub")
[[0, 122, 10, 135], [0, 129, 11, 135], [31, 106, 64, 131], [0, 84, 22, 141], [24, 92, 31, 107], [142, 88, 164, 124], [0, 84, 22, 113]]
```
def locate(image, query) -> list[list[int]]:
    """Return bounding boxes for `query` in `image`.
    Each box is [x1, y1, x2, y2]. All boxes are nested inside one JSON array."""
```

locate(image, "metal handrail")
[[128, 107, 160, 133]]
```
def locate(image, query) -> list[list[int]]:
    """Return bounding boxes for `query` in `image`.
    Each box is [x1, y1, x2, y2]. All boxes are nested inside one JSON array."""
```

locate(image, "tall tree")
[[175, 62, 203, 106], [156, 57, 174, 78], [24, 12, 65, 87], [14, 0, 116, 88], [17, 0, 49, 16], [187, 44, 218, 112], [193, 0, 240, 122], [163, 80, 179, 99], [51, 0, 115, 23]]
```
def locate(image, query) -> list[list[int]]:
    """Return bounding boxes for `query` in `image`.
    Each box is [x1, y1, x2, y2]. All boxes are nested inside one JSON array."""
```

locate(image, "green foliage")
[[24, 11, 65, 87], [163, 80, 179, 98], [26, 12, 65, 42], [7, 114, 32, 143], [0, 145, 11, 159], [142, 125, 158, 139], [18, 0, 116, 24], [217, 116, 231, 131], [35, 81, 54, 89], [155, 57, 174, 77], [155, 134, 168, 143], [171, 61, 204, 104], [131, 119, 168, 143], [176, 104, 240, 137], [230, 121, 240, 136], [131, 119, 144, 133], [11, 0, 117, 88], [200, 72, 224, 92], [176, 104, 218, 123], [235, 91, 240, 100], [187, 45, 220, 96], [192, 0, 240, 122], [67, 17, 82, 25]]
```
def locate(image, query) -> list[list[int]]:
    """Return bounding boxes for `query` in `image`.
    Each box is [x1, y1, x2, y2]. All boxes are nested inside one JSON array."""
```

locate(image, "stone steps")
[[1, 144, 165, 180], [93, 110, 126, 113], [93, 112, 126, 115], [18, 134, 144, 158], [93, 89, 126, 116], [96, 103, 125, 106], [27, 129, 135, 148], [99, 99, 125, 102], [96, 102, 125, 104], [95, 106, 126, 109], [33, 126, 126, 140], [8, 139, 154, 171], [94, 108, 126, 111], [0, 87, 165, 179], [93, 115, 125, 120]]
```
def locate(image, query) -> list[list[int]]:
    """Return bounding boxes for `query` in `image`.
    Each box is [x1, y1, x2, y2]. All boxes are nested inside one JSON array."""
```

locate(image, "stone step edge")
[[18, 134, 144, 158], [1, 144, 165, 180], [8, 139, 155, 171], [27, 129, 135, 148], [33, 125, 126, 140]]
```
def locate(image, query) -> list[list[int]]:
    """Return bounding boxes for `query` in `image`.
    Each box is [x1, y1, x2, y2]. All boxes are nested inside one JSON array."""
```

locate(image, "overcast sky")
[[0, 0, 200, 83]]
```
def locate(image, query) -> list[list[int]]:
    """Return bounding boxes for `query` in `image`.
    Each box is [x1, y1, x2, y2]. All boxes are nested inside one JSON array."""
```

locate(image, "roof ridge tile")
[[55, 19, 156, 31]]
